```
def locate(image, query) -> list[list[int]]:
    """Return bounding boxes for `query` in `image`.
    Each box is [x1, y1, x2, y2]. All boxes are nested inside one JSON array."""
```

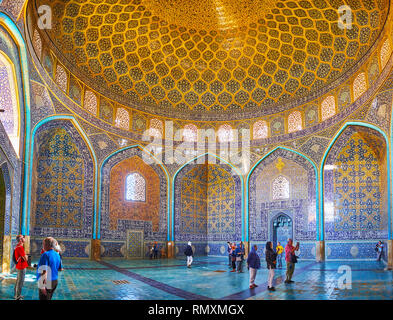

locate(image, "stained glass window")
[[183, 124, 198, 142], [125, 173, 146, 201], [55, 64, 68, 92], [149, 118, 163, 138], [0, 53, 20, 156], [115, 107, 130, 130], [353, 72, 367, 101], [288, 111, 302, 133], [84, 90, 98, 115], [321, 96, 336, 121], [253, 120, 268, 139], [217, 124, 234, 142], [272, 175, 290, 200], [380, 39, 392, 69]]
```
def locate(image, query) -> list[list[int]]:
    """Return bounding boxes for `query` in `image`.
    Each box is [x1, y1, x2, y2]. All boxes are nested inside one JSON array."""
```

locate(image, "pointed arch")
[[320, 122, 391, 241], [0, 51, 21, 156], [172, 153, 244, 242], [98, 145, 170, 240], [26, 115, 98, 237], [0, 13, 31, 236], [246, 146, 319, 242]]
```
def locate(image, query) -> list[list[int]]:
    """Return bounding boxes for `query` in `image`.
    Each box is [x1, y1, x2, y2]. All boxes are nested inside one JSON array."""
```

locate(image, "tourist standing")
[[284, 239, 299, 284], [227, 242, 232, 267], [265, 241, 277, 291], [184, 241, 193, 268], [14, 235, 28, 300], [376, 241, 385, 261], [247, 245, 261, 289], [230, 243, 237, 272], [37, 237, 63, 300], [153, 242, 159, 259], [276, 242, 284, 268], [235, 242, 245, 273]]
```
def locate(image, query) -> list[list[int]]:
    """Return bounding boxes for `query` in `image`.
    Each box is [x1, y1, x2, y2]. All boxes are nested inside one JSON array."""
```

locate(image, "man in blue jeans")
[[37, 237, 63, 300]]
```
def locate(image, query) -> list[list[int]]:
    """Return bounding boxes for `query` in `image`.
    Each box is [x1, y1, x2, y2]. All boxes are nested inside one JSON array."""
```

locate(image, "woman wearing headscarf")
[[184, 241, 194, 268], [265, 241, 277, 291], [246, 245, 261, 289]]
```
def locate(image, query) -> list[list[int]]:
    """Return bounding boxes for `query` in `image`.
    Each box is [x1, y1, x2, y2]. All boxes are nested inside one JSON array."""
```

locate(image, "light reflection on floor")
[[0, 257, 391, 300]]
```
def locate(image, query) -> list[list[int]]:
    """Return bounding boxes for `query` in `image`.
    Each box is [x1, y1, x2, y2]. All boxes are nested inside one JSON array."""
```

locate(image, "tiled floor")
[[0, 257, 391, 300]]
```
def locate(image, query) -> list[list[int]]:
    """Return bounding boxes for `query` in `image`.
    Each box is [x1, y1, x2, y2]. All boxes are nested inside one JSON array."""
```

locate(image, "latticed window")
[[288, 111, 302, 133], [321, 96, 336, 121], [115, 107, 130, 130], [55, 64, 68, 92], [272, 175, 290, 200], [183, 123, 198, 142], [217, 124, 234, 142], [0, 53, 20, 156], [149, 118, 163, 138], [125, 173, 146, 201], [353, 72, 367, 101], [380, 39, 392, 69], [84, 90, 98, 115], [253, 120, 268, 139]]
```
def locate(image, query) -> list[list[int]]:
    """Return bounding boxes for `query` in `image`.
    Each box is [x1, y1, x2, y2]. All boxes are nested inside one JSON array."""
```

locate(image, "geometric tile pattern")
[[324, 126, 389, 240]]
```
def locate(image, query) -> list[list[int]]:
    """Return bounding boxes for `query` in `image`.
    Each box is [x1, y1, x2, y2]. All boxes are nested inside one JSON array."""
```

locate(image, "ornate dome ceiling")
[[33, 0, 389, 120]]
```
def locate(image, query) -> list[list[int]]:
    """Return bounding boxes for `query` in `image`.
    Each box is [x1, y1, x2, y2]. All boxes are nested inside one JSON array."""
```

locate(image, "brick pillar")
[[91, 239, 101, 261], [2, 235, 11, 273], [167, 241, 175, 259], [388, 240, 393, 270], [316, 241, 325, 262]]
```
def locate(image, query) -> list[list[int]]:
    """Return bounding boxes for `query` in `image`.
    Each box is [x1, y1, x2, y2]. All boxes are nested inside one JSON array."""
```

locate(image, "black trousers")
[[39, 280, 58, 300]]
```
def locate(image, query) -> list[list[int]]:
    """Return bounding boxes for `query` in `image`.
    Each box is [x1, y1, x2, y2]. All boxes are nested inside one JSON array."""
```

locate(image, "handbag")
[[291, 254, 298, 263]]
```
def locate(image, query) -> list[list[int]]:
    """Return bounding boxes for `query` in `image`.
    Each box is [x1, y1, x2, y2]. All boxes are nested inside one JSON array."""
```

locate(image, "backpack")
[[12, 248, 19, 265]]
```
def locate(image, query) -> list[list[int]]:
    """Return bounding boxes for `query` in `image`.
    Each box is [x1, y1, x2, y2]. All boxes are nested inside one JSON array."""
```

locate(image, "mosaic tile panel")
[[100, 148, 168, 242], [249, 148, 317, 242], [324, 126, 389, 240], [31, 120, 94, 239]]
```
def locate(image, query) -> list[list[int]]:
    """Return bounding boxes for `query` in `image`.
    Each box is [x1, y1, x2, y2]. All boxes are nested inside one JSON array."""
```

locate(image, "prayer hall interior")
[[0, 0, 392, 300]]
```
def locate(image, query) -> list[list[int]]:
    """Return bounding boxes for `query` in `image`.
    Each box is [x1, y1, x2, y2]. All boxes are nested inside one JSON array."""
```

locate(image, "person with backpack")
[[284, 239, 299, 284], [184, 241, 193, 268], [13, 235, 28, 300], [265, 241, 277, 291]]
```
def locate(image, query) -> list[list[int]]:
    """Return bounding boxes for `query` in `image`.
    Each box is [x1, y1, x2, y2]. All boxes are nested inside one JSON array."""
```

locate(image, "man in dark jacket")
[[247, 245, 261, 289], [184, 241, 193, 268], [265, 241, 277, 291]]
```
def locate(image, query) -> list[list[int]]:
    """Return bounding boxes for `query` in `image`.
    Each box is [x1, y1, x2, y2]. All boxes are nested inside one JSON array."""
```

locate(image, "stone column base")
[[2, 235, 11, 273], [388, 240, 393, 270], [90, 239, 101, 261], [316, 241, 325, 262], [167, 241, 175, 259]]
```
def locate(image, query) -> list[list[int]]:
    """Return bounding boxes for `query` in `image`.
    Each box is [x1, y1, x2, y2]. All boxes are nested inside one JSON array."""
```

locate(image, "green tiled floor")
[[0, 257, 391, 300]]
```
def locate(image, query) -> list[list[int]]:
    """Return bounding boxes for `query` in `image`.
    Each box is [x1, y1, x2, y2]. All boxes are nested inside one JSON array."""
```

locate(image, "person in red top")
[[284, 238, 299, 284], [14, 235, 28, 300]]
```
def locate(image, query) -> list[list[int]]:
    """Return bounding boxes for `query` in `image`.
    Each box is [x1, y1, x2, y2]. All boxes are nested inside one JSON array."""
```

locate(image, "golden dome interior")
[[33, 0, 389, 119]]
